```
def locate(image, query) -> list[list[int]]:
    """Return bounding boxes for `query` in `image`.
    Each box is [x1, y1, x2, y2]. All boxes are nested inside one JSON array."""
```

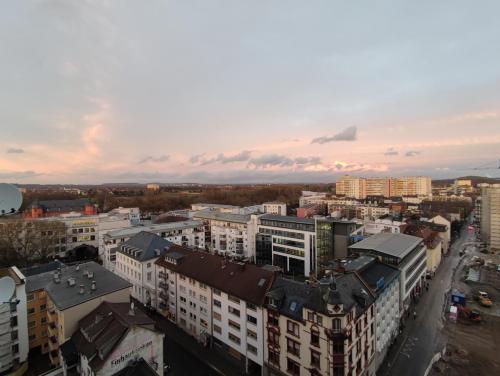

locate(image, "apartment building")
[[193, 210, 256, 260], [480, 184, 500, 251], [336, 176, 432, 199], [264, 274, 376, 376], [256, 215, 316, 277], [61, 302, 164, 375], [25, 261, 131, 366], [155, 248, 275, 374], [263, 202, 287, 216], [102, 220, 205, 271], [115, 232, 173, 307], [401, 224, 442, 274], [0, 267, 29, 374], [343, 256, 400, 370], [349, 233, 426, 316]]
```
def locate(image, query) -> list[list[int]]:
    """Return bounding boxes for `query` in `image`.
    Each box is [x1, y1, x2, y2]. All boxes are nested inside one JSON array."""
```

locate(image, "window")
[[228, 306, 240, 317], [29, 334, 36, 341], [200, 295, 208, 304], [27, 294, 34, 302], [311, 350, 321, 369], [199, 283, 207, 290], [311, 328, 320, 347], [247, 343, 257, 354], [228, 295, 240, 304], [287, 338, 300, 356], [28, 321, 36, 328], [213, 299, 221, 308], [247, 314, 257, 325], [228, 319, 241, 331], [213, 312, 221, 321], [287, 358, 300, 376], [27, 308, 35, 315], [147, 262, 151, 268], [40, 304, 46, 311], [41, 317, 47, 324], [179, 275, 186, 281], [247, 302, 257, 311], [269, 350, 280, 366], [287, 320, 299, 337], [333, 319, 342, 333], [180, 307, 187, 315], [213, 324, 222, 334], [200, 318, 208, 328], [269, 331, 279, 345], [180, 296, 186, 303], [247, 329, 257, 340], [228, 333, 241, 345], [147, 272, 152, 281], [268, 311, 279, 326]]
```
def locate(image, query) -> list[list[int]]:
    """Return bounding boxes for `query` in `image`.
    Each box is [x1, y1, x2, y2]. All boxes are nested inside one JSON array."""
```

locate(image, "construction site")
[[431, 232, 500, 375]]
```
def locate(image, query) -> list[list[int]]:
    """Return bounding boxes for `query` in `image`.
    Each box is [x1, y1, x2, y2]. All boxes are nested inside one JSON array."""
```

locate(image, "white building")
[[0, 267, 29, 374], [102, 220, 205, 271], [480, 184, 500, 251], [349, 233, 427, 315], [256, 214, 316, 277], [62, 301, 164, 376], [344, 256, 400, 370], [115, 232, 173, 307], [362, 218, 403, 236], [262, 202, 287, 216], [192, 211, 255, 259], [155, 249, 274, 374]]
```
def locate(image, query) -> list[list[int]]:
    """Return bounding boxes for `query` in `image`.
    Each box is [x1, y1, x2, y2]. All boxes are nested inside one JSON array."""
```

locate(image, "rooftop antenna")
[[0, 183, 23, 216], [0, 276, 16, 303]]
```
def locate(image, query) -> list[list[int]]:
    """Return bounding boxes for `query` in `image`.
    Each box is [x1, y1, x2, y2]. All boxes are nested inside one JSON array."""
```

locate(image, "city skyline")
[[1, 1, 500, 184]]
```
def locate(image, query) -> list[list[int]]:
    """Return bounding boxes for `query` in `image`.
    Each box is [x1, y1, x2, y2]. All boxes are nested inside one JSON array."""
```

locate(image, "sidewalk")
[[135, 302, 246, 376]]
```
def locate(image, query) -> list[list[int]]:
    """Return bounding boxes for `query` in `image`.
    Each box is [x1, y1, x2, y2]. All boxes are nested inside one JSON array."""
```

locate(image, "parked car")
[[475, 291, 493, 307]]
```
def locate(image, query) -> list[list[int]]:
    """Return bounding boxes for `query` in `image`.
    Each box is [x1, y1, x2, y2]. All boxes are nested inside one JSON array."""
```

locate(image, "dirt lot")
[[433, 312, 500, 375], [431, 238, 500, 376]]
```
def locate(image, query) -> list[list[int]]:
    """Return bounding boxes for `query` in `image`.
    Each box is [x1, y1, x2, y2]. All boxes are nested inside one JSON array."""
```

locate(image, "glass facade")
[[316, 219, 335, 277]]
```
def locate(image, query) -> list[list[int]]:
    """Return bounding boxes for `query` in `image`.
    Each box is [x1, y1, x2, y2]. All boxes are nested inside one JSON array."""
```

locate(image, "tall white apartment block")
[[480, 184, 500, 251], [262, 202, 287, 216]]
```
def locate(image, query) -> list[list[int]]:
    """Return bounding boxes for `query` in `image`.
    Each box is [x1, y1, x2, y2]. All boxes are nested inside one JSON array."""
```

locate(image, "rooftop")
[[259, 214, 315, 226], [267, 273, 375, 320], [349, 233, 423, 260], [156, 249, 275, 305], [30, 198, 92, 211], [104, 220, 203, 239], [192, 203, 240, 209], [21, 260, 65, 277], [66, 302, 156, 372], [26, 261, 131, 310], [118, 231, 174, 262], [193, 210, 251, 224]]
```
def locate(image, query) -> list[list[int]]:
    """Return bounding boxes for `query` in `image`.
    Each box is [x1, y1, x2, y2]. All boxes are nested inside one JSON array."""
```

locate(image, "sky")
[[1, 0, 500, 184]]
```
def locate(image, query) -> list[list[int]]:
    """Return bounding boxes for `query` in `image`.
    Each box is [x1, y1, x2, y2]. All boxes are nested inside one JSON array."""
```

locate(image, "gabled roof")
[[156, 248, 275, 305], [118, 231, 174, 262], [69, 302, 156, 372]]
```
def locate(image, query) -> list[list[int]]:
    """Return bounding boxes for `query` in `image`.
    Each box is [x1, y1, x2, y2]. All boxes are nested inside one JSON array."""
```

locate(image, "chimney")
[[91, 280, 96, 291], [128, 302, 135, 316], [88, 271, 94, 279], [79, 285, 85, 295]]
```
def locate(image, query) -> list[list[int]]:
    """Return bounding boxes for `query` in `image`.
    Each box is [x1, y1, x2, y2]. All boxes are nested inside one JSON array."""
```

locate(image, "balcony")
[[158, 271, 167, 280], [326, 328, 348, 340], [159, 302, 167, 311], [159, 281, 168, 290], [159, 292, 169, 301], [266, 324, 280, 335], [47, 309, 57, 323], [49, 350, 59, 365], [47, 322, 57, 338], [48, 336, 58, 352]]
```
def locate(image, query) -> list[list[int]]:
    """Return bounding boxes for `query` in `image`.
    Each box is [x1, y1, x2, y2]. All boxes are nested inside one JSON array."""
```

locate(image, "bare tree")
[[0, 219, 66, 267]]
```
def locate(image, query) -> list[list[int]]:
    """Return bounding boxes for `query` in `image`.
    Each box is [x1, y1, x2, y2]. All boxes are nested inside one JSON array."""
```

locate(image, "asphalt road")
[[379, 222, 474, 376]]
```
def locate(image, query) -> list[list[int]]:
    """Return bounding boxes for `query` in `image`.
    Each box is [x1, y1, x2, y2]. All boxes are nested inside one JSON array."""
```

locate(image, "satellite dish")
[[0, 276, 16, 303], [0, 183, 23, 216]]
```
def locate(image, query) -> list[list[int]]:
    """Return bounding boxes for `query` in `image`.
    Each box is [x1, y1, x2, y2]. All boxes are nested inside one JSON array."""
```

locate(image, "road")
[[379, 221, 474, 376]]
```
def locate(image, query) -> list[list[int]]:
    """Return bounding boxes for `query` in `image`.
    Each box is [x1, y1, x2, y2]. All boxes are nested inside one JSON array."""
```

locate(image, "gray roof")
[[33, 198, 92, 210], [118, 231, 174, 262], [26, 261, 131, 310], [349, 233, 423, 259], [260, 214, 315, 225], [104, 220, 203, 239], [21, 260, 66, 277], [267, 273, 375, 320], [193, 210, 250, 224]]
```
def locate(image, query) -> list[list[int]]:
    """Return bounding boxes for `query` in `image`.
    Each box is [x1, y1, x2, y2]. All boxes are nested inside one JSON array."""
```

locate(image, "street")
[[378, 221, 474, 376]]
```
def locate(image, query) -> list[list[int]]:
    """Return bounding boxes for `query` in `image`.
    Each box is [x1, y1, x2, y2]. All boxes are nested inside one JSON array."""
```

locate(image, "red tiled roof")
[[156, 249, 275, 305]]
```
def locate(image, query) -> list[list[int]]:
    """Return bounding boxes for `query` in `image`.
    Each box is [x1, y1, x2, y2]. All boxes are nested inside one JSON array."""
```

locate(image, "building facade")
[[263, 203, 287, 216], [480, 184, 500, 251]]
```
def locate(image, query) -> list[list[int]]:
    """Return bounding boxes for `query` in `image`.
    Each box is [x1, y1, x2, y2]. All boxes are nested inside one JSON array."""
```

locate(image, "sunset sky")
[[1, 1, 500, 184]]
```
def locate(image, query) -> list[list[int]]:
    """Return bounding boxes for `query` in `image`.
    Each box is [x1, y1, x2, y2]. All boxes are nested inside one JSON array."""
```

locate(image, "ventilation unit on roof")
[[87, 271, 94, 279], [67, 277, 75, 287]]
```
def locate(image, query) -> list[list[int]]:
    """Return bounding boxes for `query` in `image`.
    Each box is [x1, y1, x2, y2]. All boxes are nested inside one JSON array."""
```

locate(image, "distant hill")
[[433, 175, 500, 187]]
